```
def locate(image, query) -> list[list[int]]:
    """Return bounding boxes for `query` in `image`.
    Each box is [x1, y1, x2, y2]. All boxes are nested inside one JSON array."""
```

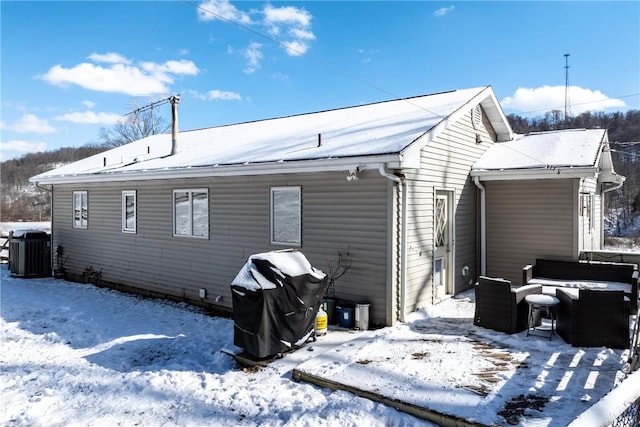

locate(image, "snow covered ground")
[[0, 264, 432, 427], [1, 262, 637, 426]]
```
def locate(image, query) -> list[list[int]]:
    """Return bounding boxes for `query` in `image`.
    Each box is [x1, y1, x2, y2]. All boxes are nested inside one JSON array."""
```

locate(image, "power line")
[[181, 0, 447, 118], [182, 1, 637, 125]]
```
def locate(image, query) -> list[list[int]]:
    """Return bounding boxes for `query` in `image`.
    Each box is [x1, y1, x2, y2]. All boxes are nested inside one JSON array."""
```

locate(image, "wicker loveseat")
[[555, 288, 629, 349], [474, 276, 542, 334], [523, 259, 638, 314]]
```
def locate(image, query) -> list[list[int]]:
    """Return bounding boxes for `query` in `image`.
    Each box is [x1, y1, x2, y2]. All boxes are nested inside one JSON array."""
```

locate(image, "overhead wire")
[[182, 0, 636, 171], [181, 0, 447, 118]]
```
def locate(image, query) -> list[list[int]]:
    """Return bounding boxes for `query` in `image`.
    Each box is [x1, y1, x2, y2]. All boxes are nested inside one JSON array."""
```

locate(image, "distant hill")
[[1, 146, 106, 222]]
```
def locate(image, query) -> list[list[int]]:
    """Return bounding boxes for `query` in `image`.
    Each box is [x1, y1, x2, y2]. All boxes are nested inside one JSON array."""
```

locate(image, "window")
[[122, 190, 136, 233], [173, 189, 208, 238], [270, 186, 301, 246], [73, 191, 88, 229]]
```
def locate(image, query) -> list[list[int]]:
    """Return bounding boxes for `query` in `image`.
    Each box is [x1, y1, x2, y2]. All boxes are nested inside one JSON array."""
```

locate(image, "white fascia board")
[[478, 90, 514, 142], [400, 86, 513, 163], [470, 166, 599, 181], [30, 154, 403, 185]]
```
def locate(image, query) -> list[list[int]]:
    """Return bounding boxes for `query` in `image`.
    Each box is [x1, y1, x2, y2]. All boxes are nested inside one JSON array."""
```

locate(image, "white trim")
[[172, 188, 209, 239], [72, 191, 88, 229], [270, 186, 302, 247], [471, 166, 599, 181], [121, 190, 137, 234], [31, 156, 404, 185]]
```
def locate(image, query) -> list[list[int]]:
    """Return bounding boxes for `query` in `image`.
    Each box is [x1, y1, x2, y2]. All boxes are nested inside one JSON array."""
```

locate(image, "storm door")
[[434, 190, 454, 301]]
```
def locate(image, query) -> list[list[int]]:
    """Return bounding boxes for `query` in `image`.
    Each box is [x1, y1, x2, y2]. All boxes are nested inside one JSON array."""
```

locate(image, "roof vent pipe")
[[170, 95, 180, 156]]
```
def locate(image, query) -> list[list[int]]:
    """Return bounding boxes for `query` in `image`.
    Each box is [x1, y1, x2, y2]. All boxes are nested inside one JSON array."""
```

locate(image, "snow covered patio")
[[1, 263, 636, 426], [294, 296, 633, 425]]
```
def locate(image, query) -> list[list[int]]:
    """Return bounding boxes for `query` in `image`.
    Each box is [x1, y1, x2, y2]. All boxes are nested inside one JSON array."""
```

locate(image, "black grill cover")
[[231, 250, 328, 358]]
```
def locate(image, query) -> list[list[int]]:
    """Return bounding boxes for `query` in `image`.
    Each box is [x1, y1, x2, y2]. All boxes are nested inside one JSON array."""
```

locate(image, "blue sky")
[[1, 1, 638, 160]]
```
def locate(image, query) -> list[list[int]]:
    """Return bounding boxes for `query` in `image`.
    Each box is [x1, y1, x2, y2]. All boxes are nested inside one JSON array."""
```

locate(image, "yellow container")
[[315, 306, 328, 335]]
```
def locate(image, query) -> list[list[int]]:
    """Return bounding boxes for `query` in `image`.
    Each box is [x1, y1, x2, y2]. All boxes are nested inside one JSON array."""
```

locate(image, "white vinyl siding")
[[270, 186, 301, 246], [72, 191, 88, 229], [122, 190, 136, 233], [402, 106, 496, 315], [173, 189, 209, 238], [579, 177, 600, 251]]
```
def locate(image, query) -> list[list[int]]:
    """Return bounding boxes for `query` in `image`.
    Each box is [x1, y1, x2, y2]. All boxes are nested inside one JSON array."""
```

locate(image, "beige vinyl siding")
[[484, 179, 576, 284], [402, 107, 494, 314], [51, 171, 391, 326]]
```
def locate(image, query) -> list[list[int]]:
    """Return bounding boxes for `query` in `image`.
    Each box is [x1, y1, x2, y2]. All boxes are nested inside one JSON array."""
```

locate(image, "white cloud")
[[263, 4, 311, 27], [263, 4, 314, 56], [501, 85, 627, 115], [40, 56, 200, 96], [1, 114, 55, 134], [434, 5, 455, 17], [82, 100, 96, 109], [88, 52, 130, 64], [197, 0, 252, 24], [243, 42, 263, 74], [0, 140, 48, 159], [188, 89, 241, 101], [356, 48, 379, 64], [54, 111, 123, 124], [207, 90, 242, 101]]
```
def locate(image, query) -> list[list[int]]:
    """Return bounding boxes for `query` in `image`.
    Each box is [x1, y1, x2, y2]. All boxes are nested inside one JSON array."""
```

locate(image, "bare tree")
[[98, 110, 170, 148]]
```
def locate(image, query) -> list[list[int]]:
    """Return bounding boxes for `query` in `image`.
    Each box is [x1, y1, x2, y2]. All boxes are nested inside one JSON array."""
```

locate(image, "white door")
[[434, 191, 453, 301]]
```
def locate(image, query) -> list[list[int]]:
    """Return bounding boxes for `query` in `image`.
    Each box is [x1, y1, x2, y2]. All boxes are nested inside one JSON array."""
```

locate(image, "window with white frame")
[[122, 190, 137, 233], [73, 191, 88, 229], [270, 186, 301, 246], [173, 189, 209, 238]]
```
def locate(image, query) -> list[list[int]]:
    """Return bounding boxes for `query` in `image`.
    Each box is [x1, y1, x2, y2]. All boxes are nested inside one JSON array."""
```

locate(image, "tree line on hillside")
[[1, 110, 638, 230]]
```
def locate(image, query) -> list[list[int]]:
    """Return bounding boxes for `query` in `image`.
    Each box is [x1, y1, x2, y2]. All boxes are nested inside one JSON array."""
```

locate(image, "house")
[[471, 128, 625, 284], [30, 86, 622, 327]]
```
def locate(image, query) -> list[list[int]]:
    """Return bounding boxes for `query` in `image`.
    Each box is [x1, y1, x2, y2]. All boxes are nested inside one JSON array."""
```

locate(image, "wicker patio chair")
[[556, 288, 629, 349], [474, 276, 542, 334]]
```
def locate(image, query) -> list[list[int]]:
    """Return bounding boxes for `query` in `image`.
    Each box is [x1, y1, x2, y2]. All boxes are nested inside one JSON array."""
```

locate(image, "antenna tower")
[[564, 54, 571, 121]]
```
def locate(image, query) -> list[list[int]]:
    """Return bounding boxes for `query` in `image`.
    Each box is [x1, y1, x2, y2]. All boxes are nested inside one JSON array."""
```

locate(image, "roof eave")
[[30, 154, 405, 185], [470, 166, 599, 181]]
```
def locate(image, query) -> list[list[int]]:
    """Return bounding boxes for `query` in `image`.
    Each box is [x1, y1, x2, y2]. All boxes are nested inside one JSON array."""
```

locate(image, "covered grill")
[[230, 250, 328, 359]]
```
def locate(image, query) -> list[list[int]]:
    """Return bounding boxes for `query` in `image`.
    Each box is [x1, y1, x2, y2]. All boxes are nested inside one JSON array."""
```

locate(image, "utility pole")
[[564, 53, 571, 122], [126, 95, 179, 135]]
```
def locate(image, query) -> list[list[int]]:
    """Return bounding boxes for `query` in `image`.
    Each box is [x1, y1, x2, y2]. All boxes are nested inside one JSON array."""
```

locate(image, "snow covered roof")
[[31, 86, 512, 184], [471, 128, 623, 182]]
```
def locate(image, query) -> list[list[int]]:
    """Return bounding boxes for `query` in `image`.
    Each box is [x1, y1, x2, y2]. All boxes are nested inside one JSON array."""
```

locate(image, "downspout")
[[473, 176, 486, 276], [379, 164, 406, 323]]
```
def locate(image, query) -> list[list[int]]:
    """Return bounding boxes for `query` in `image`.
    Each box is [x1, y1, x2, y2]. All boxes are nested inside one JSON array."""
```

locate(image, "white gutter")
[[473, 176, 486, 276], [379, 164, 406, 323], [31, 154, 404, 185], [470, 166, 599, 181]]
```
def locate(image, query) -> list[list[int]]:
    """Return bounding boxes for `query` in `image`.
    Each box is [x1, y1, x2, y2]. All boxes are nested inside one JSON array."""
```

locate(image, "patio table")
[[526, 294, 560, 340]]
